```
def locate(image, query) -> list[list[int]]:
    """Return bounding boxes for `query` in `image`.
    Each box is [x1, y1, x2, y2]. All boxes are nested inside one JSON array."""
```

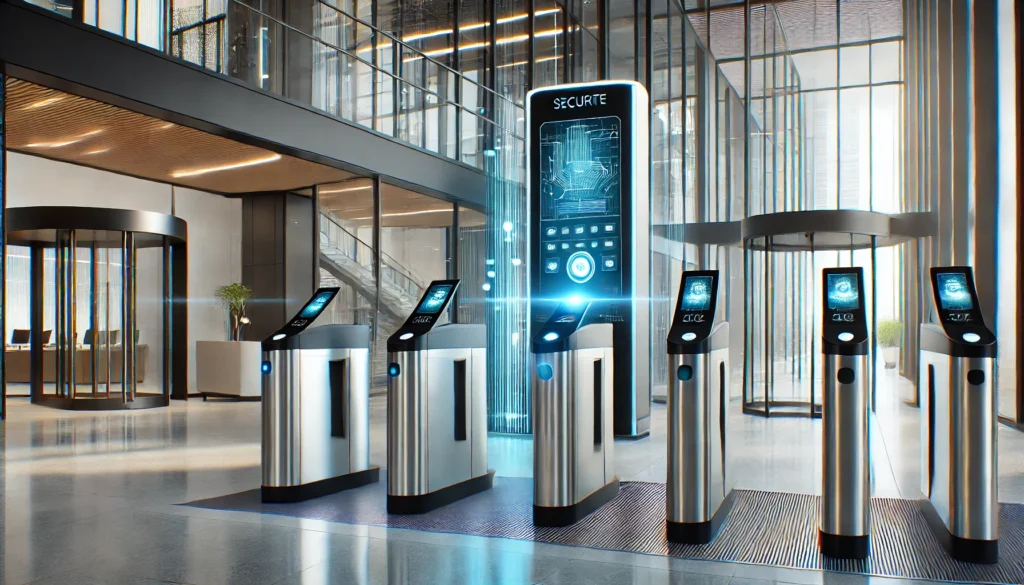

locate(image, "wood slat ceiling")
[[4, 78, 356, 193]]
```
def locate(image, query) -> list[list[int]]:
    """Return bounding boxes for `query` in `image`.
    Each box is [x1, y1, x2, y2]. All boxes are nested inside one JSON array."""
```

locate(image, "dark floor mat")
[[182, 476, 1024, 584]]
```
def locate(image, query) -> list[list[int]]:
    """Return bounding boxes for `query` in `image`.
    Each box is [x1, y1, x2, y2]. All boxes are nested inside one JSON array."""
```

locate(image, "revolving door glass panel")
[[6, 216, 181, 409]]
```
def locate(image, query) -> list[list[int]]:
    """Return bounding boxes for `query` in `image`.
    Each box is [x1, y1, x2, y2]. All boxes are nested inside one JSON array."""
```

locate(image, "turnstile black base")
[[919, 497, 998, 564], [819, 530, 869, 559], [534, 478, 620, 527], [261, 467, 380, 503], [387, 470, 495, 514], [666, 490, 737, 544]]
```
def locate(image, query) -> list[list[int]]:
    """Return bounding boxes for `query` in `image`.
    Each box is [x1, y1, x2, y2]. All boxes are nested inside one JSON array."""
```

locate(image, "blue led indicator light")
[[677, 365, 693, 382], [261, 361, 272, 375], [388, 363, 401, 377], [542, 332, 559, 342], [537, 364, 554, 381]]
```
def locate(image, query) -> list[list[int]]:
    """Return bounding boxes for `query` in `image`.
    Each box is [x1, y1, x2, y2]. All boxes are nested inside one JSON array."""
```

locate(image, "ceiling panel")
[[4, 78, 355, 194]]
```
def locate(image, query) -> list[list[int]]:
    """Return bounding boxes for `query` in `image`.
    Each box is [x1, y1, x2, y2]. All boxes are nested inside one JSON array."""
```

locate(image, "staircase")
[[318, 213, 425, 388]]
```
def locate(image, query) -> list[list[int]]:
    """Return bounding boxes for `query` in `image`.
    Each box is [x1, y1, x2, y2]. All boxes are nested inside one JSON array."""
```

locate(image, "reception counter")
[[4, 345, 149, 384]]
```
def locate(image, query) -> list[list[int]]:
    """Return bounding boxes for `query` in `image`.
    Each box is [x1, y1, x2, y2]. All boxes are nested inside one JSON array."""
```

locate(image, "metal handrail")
[[223, 0, 521, 139], [319, 213, 424, 296], [315, 0, 521, 113]]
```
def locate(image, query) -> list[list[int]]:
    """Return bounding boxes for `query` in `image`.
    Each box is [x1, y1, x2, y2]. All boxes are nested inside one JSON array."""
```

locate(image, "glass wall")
[[317, 177, 376, 328]]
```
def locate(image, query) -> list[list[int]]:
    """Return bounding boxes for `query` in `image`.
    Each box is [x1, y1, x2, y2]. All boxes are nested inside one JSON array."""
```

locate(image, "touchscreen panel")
[[936, 272, 974, 311], [415, 284, 454, 315], [826, 273, 861, 312], [929, 268, 991, 343], [667, 271, 718, 348], [299, 290, 336, 319], [537, 116, 623, 300], [821, 268, 867, 347], [679, 276, 714, 312], [265, 287, 341, 342]]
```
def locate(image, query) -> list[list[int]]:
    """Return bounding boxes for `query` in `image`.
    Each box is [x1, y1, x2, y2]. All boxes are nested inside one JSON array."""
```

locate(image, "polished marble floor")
[[0, 365, 1021, 585]]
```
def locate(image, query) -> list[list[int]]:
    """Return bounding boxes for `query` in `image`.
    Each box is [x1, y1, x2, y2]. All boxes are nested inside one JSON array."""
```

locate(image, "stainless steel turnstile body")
[[919, 324, 998, 564], [532, 323, 618, 527], [820, 352, 870, 553], [666, 323, 731, 544], [262, 324, 378, 502], [387, 324, 492, 513]]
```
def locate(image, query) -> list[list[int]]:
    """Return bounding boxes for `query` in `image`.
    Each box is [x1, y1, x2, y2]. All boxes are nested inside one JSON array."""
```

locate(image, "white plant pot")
[[882, 346, 900, 369]]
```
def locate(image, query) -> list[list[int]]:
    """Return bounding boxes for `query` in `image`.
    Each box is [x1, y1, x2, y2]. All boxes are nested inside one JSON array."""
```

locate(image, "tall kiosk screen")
[[678, 276, 714, 312]]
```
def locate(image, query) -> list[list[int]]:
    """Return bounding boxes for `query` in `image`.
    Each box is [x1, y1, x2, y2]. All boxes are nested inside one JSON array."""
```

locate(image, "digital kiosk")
[[386, 280, 492, 514], [530, 301, 617, 526], [819, 268, 870, 559], [261, 288, 378, 502], [665, 271, 732, 544], [919, 267, 999, 563], [527, 81, 651, 438]]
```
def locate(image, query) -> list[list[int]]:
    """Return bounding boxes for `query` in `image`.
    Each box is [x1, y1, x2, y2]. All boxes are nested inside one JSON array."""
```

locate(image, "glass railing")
[[26, 0, 524, 171], [318, 213, 424, 301]]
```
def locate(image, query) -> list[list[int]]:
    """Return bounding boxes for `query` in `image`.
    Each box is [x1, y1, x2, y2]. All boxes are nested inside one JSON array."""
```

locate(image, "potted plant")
[[214, 283, 253, 341], [878, 318, 903, 369]]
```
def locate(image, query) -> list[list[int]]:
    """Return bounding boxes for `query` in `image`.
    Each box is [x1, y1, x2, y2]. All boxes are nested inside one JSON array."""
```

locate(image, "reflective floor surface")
[[1, 364, 1021, 585]]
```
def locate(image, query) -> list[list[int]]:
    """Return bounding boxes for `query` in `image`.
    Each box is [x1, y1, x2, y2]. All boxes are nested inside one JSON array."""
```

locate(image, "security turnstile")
[[531, 301, 618, 527], [665, 271, 733, 544], [919, 267, 998, 564], [819, 268, 870, 559], [386, 279, 492, 514], [261, 288, 379, 503]]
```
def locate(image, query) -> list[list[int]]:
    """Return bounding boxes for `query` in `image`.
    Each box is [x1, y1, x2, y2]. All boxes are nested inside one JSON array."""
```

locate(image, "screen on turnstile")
[[935, 272, 974, 311], [821, 267, 867, 346], [826, 273, 861, 311], [265, 287, 341, 342], [667, 270, 719, 348], [929, 267, 993, 345], [678, 276, 714, 312], [415, 284, 455, 315]]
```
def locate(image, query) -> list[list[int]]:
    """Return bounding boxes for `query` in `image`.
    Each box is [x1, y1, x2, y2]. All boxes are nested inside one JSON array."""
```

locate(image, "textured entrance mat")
[[183, 478, 1024, 584]]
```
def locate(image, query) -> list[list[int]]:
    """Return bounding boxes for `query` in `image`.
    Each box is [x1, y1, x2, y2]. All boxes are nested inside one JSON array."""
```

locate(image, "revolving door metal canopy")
[[6, 206, 188, 410], [659, 209, 932, 419]]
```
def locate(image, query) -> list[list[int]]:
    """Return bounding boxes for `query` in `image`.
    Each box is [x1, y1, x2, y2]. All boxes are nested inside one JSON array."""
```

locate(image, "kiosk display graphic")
[[528, 81, 650, 438], [935, 273, 973, 311], [416, 284, 454, 315], [826, 273, 860, 311], [300, 290, 336, 318], [538, 116, 622, 294], [679, 276, 714, 312]]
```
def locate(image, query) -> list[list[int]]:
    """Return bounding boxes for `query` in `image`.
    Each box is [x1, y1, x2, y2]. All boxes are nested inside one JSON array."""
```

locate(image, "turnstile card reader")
[[920, 267, 998, 564], [665, 271, 732, 544], [386, 280, 492, 514], [531, 301, 618, 527], [819, 268, 870, 559], [261, 287, 379, 503]]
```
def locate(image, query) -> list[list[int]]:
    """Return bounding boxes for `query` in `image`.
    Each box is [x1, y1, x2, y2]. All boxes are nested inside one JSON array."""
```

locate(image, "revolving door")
[[6, 207, 187, 410]]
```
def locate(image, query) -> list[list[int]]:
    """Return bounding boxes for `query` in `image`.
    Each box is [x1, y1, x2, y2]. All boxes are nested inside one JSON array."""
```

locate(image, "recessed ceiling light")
[[82, 148, 111, 155], [171, 153, 282, 178], [319, 184, 373, 194], [26, 129, 104, 148], [158, 123, 175, 130]]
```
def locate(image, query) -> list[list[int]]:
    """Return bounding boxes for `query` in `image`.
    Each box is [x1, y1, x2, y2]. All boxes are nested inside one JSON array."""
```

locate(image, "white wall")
[[6, 153, 242, 394]]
